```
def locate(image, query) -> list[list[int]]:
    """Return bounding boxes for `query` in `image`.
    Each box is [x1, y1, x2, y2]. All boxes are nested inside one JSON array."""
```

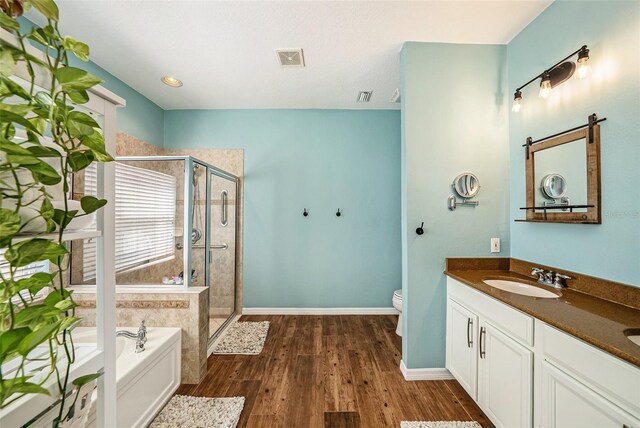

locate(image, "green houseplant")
[[0, 0, 112, 425]]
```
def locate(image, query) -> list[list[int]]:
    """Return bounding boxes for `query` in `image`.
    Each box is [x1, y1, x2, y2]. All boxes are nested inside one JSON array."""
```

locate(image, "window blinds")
[[83, 162, 177, 282]]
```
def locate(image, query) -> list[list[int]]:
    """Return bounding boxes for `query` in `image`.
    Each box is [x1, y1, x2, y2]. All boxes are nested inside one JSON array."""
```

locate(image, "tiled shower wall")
[[114, 133, 244, 314]]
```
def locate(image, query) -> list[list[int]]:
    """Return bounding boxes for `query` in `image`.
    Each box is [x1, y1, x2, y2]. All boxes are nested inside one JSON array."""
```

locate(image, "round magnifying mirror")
[[541, 174, 567, 199], [453, 173, 480, 199]]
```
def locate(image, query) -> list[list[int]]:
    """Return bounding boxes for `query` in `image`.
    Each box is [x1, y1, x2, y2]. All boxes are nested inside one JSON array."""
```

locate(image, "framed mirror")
[[524, 124, 601, 223]]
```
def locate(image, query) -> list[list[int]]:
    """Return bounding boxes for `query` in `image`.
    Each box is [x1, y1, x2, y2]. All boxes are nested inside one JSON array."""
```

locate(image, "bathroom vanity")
[[444, 258, 640, 428]]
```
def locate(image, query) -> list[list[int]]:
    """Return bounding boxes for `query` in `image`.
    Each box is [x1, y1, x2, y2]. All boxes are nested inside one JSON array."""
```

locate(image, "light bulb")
[[539, 73, 552, 99], [512, 90, 522, 113], [577, 46, 590, 80], [577, 58, 590, 79]]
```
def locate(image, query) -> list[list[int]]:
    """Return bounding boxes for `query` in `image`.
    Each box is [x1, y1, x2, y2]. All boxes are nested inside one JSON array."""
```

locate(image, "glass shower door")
[[207, 172, 237, 339]]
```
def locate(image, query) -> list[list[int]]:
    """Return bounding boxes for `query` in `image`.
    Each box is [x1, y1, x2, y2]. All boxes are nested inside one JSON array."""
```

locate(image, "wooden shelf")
[[514, 219, 599, 224]]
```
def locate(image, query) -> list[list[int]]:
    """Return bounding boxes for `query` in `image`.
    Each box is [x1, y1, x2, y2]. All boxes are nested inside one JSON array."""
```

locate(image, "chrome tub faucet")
[[116, 320, 147, 353]]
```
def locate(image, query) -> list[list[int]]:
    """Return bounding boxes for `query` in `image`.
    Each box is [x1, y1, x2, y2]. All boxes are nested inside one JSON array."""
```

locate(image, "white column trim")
[[400, 360, 454, 381]]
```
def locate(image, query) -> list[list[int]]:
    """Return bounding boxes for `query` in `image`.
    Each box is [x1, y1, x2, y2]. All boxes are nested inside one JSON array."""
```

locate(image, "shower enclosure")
[[71, 156, 239, 341]]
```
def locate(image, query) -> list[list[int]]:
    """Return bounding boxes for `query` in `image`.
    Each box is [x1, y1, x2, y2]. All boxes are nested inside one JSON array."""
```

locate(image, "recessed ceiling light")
[[161, 76, 183, 87]]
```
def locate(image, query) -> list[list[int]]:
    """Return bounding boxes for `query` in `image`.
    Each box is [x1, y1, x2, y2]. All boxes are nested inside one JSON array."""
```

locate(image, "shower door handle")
[[221, 190, 228, 226]]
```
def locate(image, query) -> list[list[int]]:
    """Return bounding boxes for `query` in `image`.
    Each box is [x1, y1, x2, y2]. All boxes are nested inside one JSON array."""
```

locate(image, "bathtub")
[[74, 326, 181, 428]]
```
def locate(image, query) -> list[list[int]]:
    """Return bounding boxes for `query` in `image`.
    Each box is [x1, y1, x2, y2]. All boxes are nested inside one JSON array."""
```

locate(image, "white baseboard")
[[400, 360, 454, 381], [242, 307, 399, 315]]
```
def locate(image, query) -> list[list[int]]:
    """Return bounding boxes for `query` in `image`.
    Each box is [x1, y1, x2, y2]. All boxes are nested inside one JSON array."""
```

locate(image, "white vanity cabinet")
[[446, 299, 478, 399], [540, 361, 640, 428], [447, 278, 534, 428], [446, 277, 640, 428], [478, 320, 533, 428]]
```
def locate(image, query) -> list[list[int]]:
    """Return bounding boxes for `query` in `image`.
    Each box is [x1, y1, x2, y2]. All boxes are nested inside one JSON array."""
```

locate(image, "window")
[[83, 162, 177, 282], [0, 248, 50, 305]]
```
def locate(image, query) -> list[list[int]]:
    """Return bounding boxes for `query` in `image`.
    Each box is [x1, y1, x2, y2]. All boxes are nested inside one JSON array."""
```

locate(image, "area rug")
[[213, 321, 270, 355], [401, 422, 482, 428], [150, 395, 244, 428]]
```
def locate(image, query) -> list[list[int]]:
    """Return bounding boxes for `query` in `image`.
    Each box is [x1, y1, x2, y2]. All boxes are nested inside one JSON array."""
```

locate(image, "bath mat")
[[401, 422, 482, 428], [150, 395, 244, 428], [213, 321, 270, 355]]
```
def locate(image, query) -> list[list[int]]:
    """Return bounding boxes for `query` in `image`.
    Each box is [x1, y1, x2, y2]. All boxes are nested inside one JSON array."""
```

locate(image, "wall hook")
[[303, 208, 309, 217], [416, 222, 425, 235], [336, 209, 342, 217]]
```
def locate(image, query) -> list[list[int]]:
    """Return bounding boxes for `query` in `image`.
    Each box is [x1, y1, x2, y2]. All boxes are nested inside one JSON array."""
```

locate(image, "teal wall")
[[401, 43, 509, 369], [164, 110, 402, 307], [18, 17, 165, 147], [508, 0, 640, 286]]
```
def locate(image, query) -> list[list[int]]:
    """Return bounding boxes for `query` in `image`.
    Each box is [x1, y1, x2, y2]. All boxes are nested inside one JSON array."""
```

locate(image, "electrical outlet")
[[491, 238, 501, 253]]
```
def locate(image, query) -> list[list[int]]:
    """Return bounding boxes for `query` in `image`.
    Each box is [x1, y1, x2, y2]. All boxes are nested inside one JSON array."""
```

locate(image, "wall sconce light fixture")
[[512, 45, 590, 112]]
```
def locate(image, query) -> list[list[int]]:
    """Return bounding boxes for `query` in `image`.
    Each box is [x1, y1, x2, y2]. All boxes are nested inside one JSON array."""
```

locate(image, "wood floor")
[[177, 315, 494, 428]]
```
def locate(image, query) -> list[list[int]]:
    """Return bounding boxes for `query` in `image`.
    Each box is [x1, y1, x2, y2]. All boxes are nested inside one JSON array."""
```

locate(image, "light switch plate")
[[491, 238, 501, 253]]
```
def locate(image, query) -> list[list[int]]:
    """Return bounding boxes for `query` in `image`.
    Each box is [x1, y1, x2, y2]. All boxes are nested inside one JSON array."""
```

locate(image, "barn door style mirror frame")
[[519, 113, 605, 224]]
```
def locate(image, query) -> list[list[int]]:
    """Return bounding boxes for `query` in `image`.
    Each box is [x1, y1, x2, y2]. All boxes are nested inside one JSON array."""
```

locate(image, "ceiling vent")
[[276, 49, 305, 67], [357, 91, 373, 103]]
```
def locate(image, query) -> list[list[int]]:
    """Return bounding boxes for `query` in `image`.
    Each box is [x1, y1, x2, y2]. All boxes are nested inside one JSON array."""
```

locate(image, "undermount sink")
[[483, 279, 561, 299], [624, 329, 640, 347]]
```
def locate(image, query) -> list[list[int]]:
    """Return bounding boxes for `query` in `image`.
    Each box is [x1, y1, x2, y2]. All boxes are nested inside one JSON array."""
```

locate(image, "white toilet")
[[392, 289, 403, 336]]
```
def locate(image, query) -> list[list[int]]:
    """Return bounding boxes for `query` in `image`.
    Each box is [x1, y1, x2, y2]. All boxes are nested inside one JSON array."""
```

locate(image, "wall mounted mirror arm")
[[448, 195, 479, 211]]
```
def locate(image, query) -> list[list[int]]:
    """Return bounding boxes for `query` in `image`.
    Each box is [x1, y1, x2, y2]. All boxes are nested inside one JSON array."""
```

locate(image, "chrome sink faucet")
[[531, 268, 572, 289], [116, 320, 147, 353]]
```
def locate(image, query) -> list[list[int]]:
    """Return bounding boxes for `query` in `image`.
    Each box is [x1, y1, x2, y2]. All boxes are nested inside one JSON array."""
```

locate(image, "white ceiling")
[[48, 0, 552, 110]]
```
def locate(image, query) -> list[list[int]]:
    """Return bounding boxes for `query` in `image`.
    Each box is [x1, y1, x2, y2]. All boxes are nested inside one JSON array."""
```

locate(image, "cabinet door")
[[446, 299, 478, 400], [540, 361, 640, 428], [478, 321, 533, 428]]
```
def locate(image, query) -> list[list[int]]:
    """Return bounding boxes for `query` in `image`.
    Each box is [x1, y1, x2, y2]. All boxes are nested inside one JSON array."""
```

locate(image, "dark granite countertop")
[[445, 266, 640, 368]]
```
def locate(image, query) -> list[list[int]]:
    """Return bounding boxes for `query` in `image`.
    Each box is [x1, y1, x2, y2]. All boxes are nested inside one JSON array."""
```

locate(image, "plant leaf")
[[30, 0, 59, 21], [40, 197, 54, 220], [0, 138, 32, 155], [0, 208, 21, 247], [18, 320, 61, 356], [66, 89, 89, 104], [5, 239, 67, 267], [0, 75, 31, 99], [72, 372, 101, 387], [0, 48, 16, 77], [0, 327, 30, 361], [27, 145, 61, 158], [14, 305, 61, 326], [52, 209, 78, 229], [54, 67, 102, 92], [80, 195, 107, 214], [79, 133, 113, 162], [0, 109, 38, 132], [68, 110, 99, 129], [68, 151, 94, 172], [0, 11, 20, 31], [62, 37, 90, 62], [27, 159, 62, 185], [3, 381, 50, 396]]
